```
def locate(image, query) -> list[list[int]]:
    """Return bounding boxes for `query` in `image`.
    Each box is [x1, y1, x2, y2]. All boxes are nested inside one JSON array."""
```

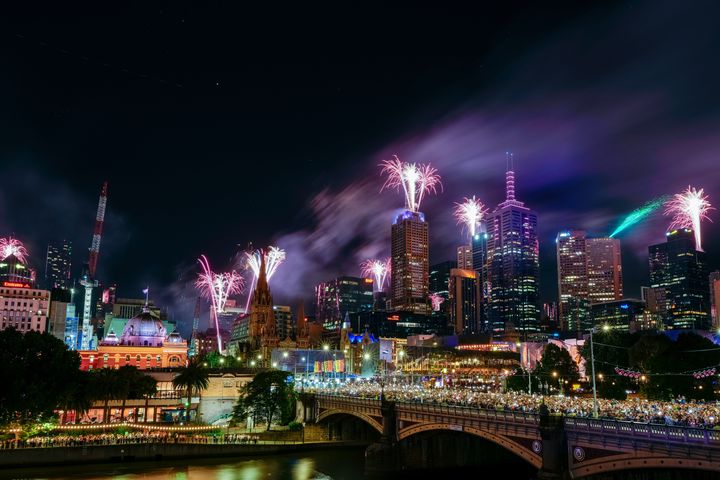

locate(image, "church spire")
[[253, 249, 272, 306]]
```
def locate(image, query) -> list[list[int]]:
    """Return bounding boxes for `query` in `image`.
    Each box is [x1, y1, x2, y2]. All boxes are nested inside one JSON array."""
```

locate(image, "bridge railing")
[[565, 417, 720, 444], [313, 393, 538, 424], [395, 401, 540, 424]]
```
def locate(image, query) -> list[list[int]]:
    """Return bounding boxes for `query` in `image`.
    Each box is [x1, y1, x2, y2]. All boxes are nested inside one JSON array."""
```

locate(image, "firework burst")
[[380, 155, 442, 212], [453, 196, 488, 237], [665, 186, 714, 251], [360, 258, 391, 291], [429, 293, 445, 312], [196, 255, 244, 353], [0, 237, 28, 263], [243, 246, 286, 310]]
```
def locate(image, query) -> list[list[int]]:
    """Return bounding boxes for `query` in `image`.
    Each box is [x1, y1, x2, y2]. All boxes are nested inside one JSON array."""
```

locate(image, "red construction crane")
[[87, 181, 108, 278]]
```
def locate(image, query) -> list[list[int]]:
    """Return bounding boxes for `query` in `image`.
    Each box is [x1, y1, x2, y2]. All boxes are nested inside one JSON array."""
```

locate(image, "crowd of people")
[[307, 380, 720, 428], [0, 432, 266, 449]]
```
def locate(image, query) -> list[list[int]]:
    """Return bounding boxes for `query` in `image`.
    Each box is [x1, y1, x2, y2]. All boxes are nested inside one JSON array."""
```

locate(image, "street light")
[[323, 344, 330, 351], [589, 325, 608, 419]]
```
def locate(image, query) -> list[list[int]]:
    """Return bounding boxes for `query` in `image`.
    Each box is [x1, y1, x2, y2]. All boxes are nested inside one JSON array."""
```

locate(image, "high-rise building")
[[456, 245, 473, 270], [471, 225, 489, 292], [390, 210, 430, 313], [587, 237, 623, 303], [273, 305, 294, 340], [429, 261, 456, 295], [48, 287, 72, 341], [709, 271, 720, 329], [315, 276, 374, 330], [0, 281, 50, 333], [487, 154, 540, 337], [449, 268, 481, 335], [649, 228, 710, 330], [45, 240, 72, 289], [556, 230, 588, 331]]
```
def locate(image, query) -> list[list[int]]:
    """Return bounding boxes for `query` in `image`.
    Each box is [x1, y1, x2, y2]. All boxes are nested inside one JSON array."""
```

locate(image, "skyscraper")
[[449, 268, 481, 335], [45, 240, 72, 289], [487, 154, 540, 337], [315, 276, 374, 329], [456, 245, 473, 270], [586, 237, 623, 303], [556, 230, 588, 331], [390, 210, 430, 313], [649, 228, 710, 330], [709, 271, 720, 329]]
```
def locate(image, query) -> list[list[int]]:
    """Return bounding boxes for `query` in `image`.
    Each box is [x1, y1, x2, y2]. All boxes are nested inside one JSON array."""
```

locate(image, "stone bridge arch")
[[316, 408, 384, 434], [398, 423, 542, 469]]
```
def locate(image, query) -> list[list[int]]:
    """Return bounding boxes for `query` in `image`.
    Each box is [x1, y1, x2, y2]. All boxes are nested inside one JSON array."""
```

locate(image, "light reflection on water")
[[7, 449, 367, 480]]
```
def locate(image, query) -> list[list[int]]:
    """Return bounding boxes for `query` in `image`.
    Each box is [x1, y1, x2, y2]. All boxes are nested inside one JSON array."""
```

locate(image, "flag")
[[142, 288, 149, 295]]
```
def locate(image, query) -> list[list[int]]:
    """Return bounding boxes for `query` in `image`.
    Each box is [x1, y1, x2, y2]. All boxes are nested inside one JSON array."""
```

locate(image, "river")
[[0, 448, 539, 480]]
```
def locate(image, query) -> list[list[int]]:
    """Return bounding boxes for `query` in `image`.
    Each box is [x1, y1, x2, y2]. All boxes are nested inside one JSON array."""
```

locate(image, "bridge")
[[301, 394, 720, 478]]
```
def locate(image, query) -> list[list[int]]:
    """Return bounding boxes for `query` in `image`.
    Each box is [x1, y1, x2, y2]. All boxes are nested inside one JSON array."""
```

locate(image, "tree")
[[233, 370, 295, 431], [0, 328, 85, 428], [115, 366, 157, 421], [89, 368, 125, 422], [534, 344, 580, 393], [172, 360, 210, 422]]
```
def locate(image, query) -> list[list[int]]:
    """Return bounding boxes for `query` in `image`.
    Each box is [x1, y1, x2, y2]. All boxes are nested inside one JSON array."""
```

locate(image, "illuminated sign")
[[387, 315, 400, 321], [3, 281, 30, 289], [363, 278, 373, 284]]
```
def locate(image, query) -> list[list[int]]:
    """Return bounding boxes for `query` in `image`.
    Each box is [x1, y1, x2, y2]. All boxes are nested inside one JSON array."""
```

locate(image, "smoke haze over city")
[[1, 1, 719, 334]]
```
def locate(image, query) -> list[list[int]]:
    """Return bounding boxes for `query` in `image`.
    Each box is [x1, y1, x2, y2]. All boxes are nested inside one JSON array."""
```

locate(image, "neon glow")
[[196, 255, 244, 353], [609, 197, 668, 238], [380, 155, 442, 212], [429, 293, 445, 312], [453, 196, 488, 237], [664, 186, 714, 251], [360, 258, 391, 292], [0, 237, 28, 263], [243, 246, 286, 311]]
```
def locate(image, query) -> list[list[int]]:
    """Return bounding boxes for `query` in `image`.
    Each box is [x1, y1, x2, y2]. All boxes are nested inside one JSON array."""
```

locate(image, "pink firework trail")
[[453, 196, 488, 237], [380, 155, 442, 212], [196, 255, 244, 353], [360, 258, 391, 292], [0, 237, 28, 263], [664, 186, 714, 251], [243, 246, 286, 311]]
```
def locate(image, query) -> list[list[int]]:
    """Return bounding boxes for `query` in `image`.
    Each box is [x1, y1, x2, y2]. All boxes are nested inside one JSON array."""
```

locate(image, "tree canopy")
[[0, 328, 86, 427], [232, 370, 296, 430]]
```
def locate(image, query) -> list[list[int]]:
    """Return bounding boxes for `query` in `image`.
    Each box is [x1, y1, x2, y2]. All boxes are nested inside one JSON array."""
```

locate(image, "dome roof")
[[121, 306, 166, 341]]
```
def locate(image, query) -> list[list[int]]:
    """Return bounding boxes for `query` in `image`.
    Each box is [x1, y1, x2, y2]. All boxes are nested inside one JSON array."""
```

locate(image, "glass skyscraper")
[[649, 228, 710, 330], [487, 154, 540, 338]]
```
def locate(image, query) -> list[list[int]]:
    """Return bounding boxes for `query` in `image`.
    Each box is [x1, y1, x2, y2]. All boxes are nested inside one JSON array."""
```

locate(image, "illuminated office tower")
[[390, 211, 430, 313], [587, 237, 623, 303]]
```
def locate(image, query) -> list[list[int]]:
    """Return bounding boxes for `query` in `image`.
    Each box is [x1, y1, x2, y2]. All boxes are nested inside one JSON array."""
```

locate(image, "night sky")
[[1, 2, 719, 334]]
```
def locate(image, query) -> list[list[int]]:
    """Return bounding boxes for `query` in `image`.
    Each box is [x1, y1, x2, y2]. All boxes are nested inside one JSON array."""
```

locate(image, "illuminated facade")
[[456, 244, 473, 270], [556, 230, 588, 332], [586, 237, 623, 303], [315, 276, 374, 329], [45, 239, 72, 289], [78, 305, 187, 370], [390, 210, 430, 313], [0, 281, 50, 333], [710, 271, 720, 329], [649, 228, 710, 330], [487, 154, 540, 338], [449, 268, 481, 335]]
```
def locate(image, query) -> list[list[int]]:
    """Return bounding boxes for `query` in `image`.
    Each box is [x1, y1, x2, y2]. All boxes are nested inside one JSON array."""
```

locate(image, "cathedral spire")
[[253, 249, 272, 306]]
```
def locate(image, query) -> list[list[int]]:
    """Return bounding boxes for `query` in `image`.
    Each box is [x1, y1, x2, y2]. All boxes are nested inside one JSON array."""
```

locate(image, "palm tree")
[[58, 371, 94, 424], [89, 368, 124, 423], [115, 366, 158, 422], [172, 360, 210, 423]]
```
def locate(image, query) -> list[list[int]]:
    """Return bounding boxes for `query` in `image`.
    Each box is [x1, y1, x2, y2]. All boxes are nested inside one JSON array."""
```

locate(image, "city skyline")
[[1, 2, 720, 334]]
